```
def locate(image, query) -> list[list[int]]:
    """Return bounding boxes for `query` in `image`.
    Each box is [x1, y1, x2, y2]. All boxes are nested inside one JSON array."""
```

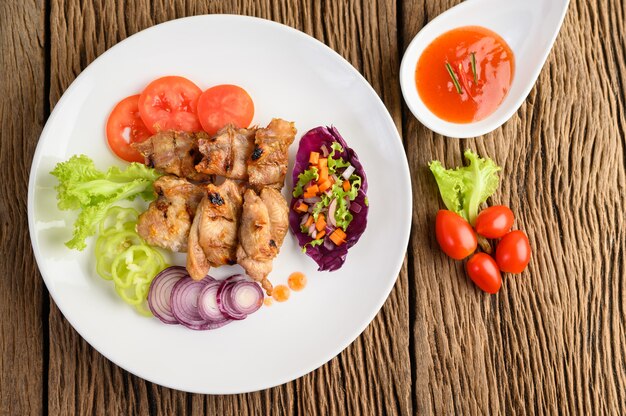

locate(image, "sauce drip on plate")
[[272, 284, 291, 302], [415, 26, 515, 123], [287, 272, 307, 291]]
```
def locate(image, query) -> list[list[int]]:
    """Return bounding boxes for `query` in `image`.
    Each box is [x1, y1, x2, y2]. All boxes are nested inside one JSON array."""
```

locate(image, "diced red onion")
[[351, 202, 362, 213], [342, 165, 355, 180], [197, 281, 232, 327], [303, 196, 321, 204], [323, 238, 335, 250], [320, 144, 329, 157], [328, 198, 337, 227], [308, 224, 316, 236], [148, 266, 188, 324], [170, 276, 215, 330], [331, 174, 339, 183], [300, 213, 310, 226]]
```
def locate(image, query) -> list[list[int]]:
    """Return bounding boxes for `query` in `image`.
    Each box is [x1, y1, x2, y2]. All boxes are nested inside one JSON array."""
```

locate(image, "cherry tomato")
[[466, 253, 502, 294], [435, 210, 477, 260], [196, 84, 255, 135], [496, 230, 531, 273], [106, 95, 152, 163], [474, 205, 515, 238], [138, 76, 202, 133]]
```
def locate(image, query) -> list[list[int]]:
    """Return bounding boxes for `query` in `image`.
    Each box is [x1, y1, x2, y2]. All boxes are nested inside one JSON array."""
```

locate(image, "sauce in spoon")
[[415, 26, 515, 123]]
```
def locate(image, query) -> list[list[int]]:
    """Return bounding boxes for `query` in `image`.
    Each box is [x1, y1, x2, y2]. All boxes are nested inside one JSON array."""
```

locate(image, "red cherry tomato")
[[496, 230, 531, 273], [435, 210, 477, 260], [106, 94, 152, 163], [474, 205, 515, 238], [196, 84, 255, 135], [138, 76, 202, 134], [466, 253, 502, 294]]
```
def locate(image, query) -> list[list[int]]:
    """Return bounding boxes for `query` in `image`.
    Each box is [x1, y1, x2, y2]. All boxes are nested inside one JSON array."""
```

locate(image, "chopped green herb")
[[445, 62, 463, 94], [470, 52, 478, 83]]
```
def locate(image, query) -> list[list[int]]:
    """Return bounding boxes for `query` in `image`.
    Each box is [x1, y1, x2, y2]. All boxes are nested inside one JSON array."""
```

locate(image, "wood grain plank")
[[0, 1, 46, 415], [401, 0, 626, 414], [47, 1, 410, 415]]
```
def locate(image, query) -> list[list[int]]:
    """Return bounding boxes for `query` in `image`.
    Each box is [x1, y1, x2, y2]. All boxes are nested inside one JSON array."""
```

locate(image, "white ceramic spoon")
[[399, 0, 570, 139]]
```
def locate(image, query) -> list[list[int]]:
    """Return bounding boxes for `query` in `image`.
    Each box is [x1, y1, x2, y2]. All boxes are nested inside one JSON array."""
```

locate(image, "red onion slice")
[[148, 266, 188, 324], [197, 281, 233, 329], [328, 198, 338, 227], [229, 282, 264, 315], [170, 276, 215, 330], [217, 282, 246, 320]]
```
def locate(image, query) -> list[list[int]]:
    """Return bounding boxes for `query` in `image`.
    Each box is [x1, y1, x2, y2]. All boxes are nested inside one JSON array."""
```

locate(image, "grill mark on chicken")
[[247, 118, 296, 190], [136, 175, 205, 252]]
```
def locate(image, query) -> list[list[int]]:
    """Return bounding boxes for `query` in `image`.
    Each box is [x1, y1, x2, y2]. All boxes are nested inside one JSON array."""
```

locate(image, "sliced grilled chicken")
[[236, 187, 289, 295], [186, 180, 244, 280], [247, 118, 296, 190], [136, 175, 205, 252], [195, 124, 256, 180], [132, 130, 212, 182]]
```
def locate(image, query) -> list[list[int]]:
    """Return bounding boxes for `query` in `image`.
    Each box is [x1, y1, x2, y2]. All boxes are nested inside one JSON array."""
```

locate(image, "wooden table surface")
[[2, 0, 625, 414]]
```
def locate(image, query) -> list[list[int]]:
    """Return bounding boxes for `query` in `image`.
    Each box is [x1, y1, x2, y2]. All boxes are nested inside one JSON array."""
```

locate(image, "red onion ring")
[[170, 276, 215, 330], [198, 281, 232, 325], [148, 266, 188, 324]]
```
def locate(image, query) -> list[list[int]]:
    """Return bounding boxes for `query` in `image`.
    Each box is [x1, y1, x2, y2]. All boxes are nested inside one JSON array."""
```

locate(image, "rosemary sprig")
[[445, 62, 463, 94], [470, 52, 477, 83]]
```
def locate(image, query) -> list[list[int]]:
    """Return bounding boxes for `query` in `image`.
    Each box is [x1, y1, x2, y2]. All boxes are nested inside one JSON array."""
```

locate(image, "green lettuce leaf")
[[292, 167, 319, 198], [50, 155, 161, 251], [428, 150, 501, 225]]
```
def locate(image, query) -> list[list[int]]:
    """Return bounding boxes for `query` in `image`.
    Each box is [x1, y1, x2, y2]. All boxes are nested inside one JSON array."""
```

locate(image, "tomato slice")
[[138, 76, 202, 134], [196, 84, 254, 135], [106, 94, 152, 163]]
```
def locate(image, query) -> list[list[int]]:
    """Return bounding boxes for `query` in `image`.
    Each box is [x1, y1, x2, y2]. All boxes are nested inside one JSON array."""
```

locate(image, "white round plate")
[[28, 15, 411, 394]]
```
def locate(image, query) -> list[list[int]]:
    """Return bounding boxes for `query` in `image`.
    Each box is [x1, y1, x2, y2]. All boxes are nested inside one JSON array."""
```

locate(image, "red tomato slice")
[[196, 84, 254, 135], [106, 94, 152, 163], [138, 76, 202, 134]]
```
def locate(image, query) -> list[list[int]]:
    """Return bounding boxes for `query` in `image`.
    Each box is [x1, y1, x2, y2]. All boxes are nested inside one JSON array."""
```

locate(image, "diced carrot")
[[309, 151, 320, 165], [315, 230, 326, 239], [318, 179, 332, 193], [343, 180, 351, 192], [303, 191, 316, 199], [315, 214, 326, 232], [318, 158, 328, 168], [318, 167, 329, 183], [305, 184, 319, 195], [329, 229, 347, 246], [295, 202, 308, 213], [304, 216, 314, 227]]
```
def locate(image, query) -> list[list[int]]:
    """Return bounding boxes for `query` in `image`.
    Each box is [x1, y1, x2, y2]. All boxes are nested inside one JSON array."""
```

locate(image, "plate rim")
[[27, 14, 413, 394]]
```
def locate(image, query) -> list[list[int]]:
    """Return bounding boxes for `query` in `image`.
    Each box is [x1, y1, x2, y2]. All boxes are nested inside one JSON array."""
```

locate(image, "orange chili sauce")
[[287, 272, 307, 291], [415, 26, 515, 123], [272, 284, 291, 302]]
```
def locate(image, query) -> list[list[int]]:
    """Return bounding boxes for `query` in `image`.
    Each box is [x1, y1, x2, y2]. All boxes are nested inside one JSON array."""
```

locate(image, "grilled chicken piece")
[[248, 118, 296, 190], [236, 187, 289, 295], [132, 130, 212, 182], [136, 175, 205, 252], [186, 180, 243, 280], [195, 124, 256, 180]]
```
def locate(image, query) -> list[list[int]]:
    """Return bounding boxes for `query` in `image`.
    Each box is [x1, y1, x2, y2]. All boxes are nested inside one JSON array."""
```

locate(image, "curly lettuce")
[[50, 155, 161, 250], [428, 149, 500, 225]]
